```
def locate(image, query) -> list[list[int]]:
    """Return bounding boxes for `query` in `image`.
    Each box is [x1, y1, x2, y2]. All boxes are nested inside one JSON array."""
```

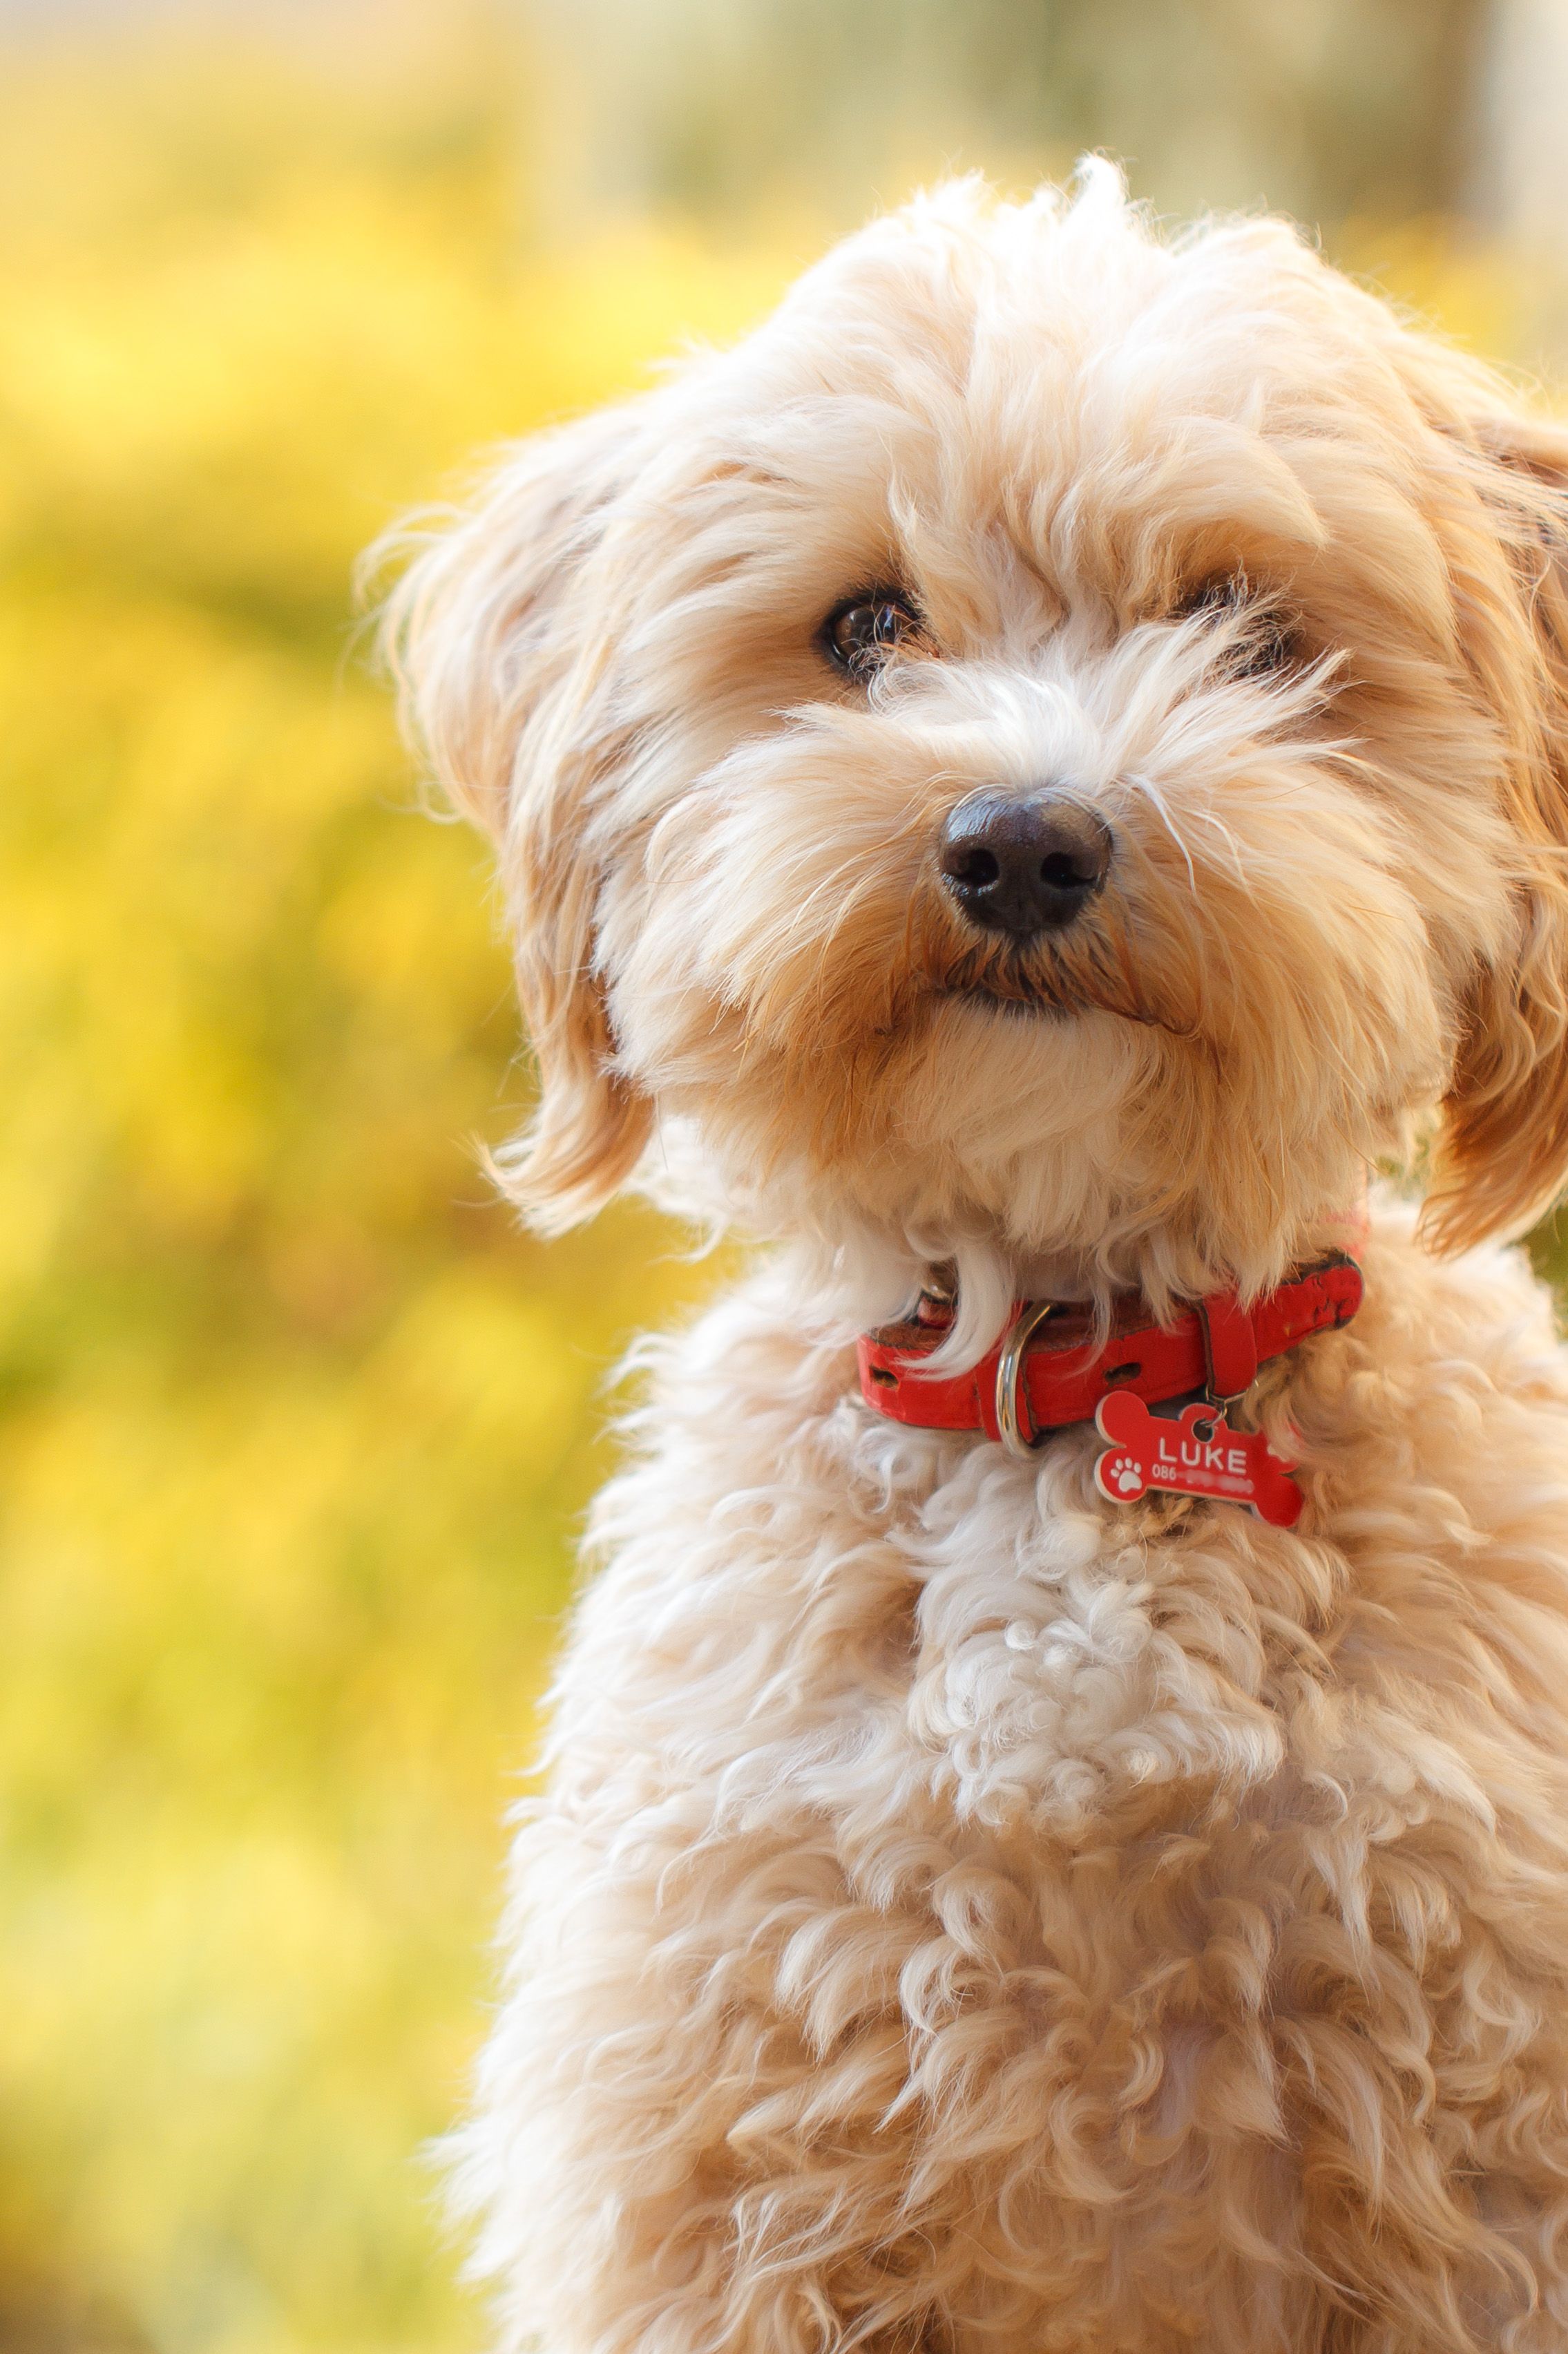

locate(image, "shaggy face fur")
[[385, 173, 1568, 2353]]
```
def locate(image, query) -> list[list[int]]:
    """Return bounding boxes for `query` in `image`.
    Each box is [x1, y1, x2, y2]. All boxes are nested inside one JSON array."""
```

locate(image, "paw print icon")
[[1101, 1452, 1145, 1499]]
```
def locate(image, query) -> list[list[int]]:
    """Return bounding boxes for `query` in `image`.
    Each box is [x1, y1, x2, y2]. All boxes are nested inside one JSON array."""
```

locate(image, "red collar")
[[857, 1253, 1364, 1459]]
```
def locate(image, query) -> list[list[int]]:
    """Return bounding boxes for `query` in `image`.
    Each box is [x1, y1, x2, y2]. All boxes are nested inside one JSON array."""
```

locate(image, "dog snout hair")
[[938, 788, 1113, 938]]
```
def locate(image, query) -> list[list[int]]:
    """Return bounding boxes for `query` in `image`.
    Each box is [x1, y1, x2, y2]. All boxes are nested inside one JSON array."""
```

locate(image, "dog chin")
[[661, 996, 1149, 1272]]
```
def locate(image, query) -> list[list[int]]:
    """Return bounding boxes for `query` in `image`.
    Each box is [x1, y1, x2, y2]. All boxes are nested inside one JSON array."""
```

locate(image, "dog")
[[383, 166, 1568, 2353]]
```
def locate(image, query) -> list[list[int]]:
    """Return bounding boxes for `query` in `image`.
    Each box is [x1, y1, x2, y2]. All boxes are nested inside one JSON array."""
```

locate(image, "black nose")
[[938, 790, 1113, 938]]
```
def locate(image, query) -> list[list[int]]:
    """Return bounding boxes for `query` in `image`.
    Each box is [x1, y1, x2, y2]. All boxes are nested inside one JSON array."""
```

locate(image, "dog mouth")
[[950, 985, 1064, 1019], [935, 921, 1156, 1026], [941, 967, 1073, 1018]]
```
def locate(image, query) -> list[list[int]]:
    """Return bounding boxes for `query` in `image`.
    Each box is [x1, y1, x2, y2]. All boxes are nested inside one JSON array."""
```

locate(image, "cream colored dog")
[[385, 168, 1568, 2353]]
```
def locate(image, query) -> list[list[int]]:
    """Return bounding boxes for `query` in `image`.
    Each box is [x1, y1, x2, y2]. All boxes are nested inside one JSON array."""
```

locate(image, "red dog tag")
[[1093, 1392, 1302, 1528]]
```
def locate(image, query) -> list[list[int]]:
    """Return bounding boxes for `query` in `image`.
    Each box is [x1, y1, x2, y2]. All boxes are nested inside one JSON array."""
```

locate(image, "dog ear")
[[378, 404, 653, 1232], [1422, 407, 1568, 1253]]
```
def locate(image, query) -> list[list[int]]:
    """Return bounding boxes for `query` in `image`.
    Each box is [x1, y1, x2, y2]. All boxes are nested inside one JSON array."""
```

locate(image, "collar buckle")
[[1192, 1289, 1260, 1426]]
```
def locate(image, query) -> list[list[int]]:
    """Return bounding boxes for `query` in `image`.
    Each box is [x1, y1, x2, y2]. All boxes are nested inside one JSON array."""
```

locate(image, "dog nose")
[[938, 790, 1112, 938]]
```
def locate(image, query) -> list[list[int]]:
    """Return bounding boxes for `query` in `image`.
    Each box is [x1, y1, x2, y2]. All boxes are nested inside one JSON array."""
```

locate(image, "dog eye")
[[821, 589, 924, 675], [1176, 574, 1298, 679]]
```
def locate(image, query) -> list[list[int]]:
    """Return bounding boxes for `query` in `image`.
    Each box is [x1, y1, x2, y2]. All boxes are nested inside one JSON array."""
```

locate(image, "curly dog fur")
[[383, 168, 1568, 2351]]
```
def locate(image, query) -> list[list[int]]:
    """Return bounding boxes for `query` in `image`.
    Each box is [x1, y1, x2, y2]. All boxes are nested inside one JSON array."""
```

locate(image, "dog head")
[[383, 169, 1568, 1329]]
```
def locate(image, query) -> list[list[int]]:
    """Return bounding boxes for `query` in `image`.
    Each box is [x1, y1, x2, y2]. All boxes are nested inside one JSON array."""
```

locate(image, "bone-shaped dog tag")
[[1093, 1392, 1302, 1528]]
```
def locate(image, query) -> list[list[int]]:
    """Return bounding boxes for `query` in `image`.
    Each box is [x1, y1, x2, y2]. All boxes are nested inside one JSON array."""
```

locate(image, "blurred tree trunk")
[[1471, 0, 1568, 244]]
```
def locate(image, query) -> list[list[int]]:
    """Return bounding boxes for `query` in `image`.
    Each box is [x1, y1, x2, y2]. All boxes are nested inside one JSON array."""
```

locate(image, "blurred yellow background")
[[2, 3, 1566, 2349]]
